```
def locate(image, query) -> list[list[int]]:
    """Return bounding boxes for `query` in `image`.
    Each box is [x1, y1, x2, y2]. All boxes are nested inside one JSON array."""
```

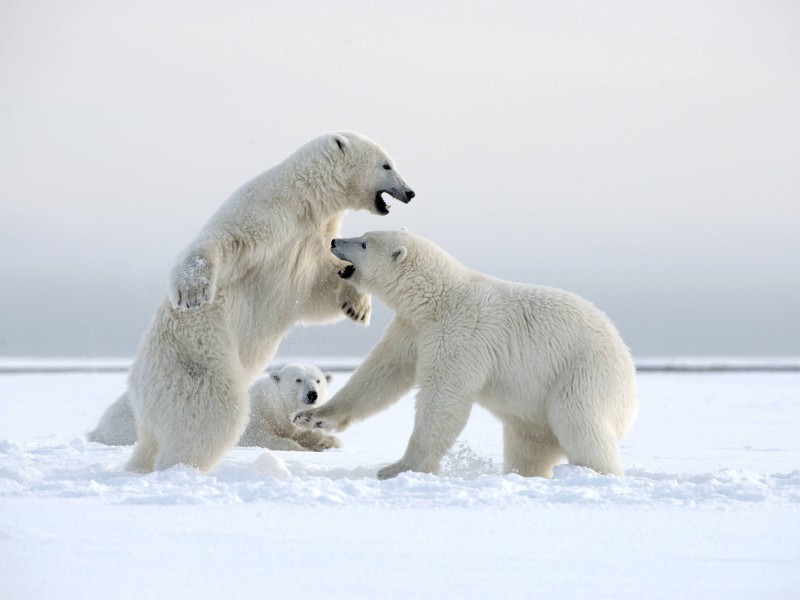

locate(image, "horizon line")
[[0, 356, 798, 374]]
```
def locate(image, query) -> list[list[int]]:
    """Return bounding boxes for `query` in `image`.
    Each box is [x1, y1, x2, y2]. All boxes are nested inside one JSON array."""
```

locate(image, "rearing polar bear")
[[125, 133, 414, 474], [294, 230, 637, 479]]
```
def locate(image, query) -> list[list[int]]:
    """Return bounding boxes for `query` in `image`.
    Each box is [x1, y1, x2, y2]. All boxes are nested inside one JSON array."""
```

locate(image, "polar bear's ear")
[[391, 246, 407, 263], [324, 372, 333, 384], [331, 133, 349, 154]]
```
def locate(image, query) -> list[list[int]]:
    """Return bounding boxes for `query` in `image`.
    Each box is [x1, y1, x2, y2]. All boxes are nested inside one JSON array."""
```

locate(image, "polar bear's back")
[[248, 375, 281, 413], [474, 279, 637, 438]]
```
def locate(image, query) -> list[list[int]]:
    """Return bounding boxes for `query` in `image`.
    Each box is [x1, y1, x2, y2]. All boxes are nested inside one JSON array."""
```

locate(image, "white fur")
[[294, 230, 638, 479], [124, 133, 414, 473], [88, 364, 339, 451], [86, 393, 138, 446], [239, 364, 339, 451]]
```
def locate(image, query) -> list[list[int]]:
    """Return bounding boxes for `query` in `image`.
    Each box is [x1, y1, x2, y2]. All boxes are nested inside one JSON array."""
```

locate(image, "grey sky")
[[1, 1, 798, 360]]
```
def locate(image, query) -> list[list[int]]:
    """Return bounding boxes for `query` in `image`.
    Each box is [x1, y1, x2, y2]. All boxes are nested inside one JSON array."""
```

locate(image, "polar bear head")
[[304, 131, 415, 216], [271, 363, 334, 414], [330, 229, 456, 311]]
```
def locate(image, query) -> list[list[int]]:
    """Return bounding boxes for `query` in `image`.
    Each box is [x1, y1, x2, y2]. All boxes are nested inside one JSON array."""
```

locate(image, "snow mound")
[[2, 439, 798, 509]]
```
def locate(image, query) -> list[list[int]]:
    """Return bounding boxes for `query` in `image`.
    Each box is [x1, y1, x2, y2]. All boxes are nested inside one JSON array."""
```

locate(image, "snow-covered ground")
[[1, 366, 798, 599]]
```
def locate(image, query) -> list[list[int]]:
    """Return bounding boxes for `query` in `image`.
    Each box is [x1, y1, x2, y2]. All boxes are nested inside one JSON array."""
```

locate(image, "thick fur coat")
[[124, 133, 414, 473], [294, 230, 637, 479], [239, 364, 339, 451], [88, 364, 339, 451]]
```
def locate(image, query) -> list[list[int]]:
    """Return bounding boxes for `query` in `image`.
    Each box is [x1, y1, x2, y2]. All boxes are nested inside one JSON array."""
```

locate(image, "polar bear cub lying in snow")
[[239, 363, 339, 451], [294, 230, 638, 479], [89, 364, 339, 452]]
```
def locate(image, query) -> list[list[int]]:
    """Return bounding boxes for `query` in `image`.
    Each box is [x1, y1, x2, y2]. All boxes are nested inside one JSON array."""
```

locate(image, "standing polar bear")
[[294, 230, 638, 480], [88, 364, 338, 451], [125, 133, 414, 473]]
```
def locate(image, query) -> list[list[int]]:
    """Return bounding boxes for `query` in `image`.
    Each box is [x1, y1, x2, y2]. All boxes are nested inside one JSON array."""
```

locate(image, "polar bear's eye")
[[295, 379, 302, 384], [361, 242, 366, 249], [382, 163, 392, 171]]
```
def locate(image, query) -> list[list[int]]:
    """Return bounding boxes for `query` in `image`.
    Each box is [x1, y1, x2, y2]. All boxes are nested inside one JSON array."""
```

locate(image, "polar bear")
[[87, 392, 138, 446], [124, 133, 414, 473], [88, 363, 338, 451], [238, 363, 339, 451], [294, 230, 638, 480]]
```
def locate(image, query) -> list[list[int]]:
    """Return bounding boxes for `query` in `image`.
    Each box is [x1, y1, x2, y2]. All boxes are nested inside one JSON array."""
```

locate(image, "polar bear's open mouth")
[[338, 264, 355, 279], [374, 188, 414, 215], [374, 192, 392, 215]]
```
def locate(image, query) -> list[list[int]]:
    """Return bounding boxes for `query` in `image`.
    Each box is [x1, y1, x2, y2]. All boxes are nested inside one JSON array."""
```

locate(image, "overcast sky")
[[1, 1, 798, 360]]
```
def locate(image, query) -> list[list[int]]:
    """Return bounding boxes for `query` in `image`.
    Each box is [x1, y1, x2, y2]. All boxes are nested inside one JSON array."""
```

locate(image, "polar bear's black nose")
[[406, 190, 415, 201], [307, 390, 318, 403]]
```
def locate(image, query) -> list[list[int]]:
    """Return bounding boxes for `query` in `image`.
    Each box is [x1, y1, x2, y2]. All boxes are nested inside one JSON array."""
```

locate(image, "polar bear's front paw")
[[377, 461, 413, 480], [377, 459, 434, 480], [293, 408, 350, 433], [312, 434, 342, 452], [340, 292, 371, 324], [293, 408, 331, 430], [171, 280, 215, 310], [291, 428, 342, 451], [169, 258, 217, 310]]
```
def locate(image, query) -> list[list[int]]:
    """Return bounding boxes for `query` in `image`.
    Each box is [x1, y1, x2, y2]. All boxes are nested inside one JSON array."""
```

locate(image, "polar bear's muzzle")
[[331, 239, 356, 279], [374, 187, 415, 216]]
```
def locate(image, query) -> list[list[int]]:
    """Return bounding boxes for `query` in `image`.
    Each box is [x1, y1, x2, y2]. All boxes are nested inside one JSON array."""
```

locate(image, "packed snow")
[[1, 365, 799, 599]]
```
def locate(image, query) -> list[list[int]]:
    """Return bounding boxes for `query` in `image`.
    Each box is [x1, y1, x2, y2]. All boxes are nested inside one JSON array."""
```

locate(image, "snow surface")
[[1, 368, 799, 599]]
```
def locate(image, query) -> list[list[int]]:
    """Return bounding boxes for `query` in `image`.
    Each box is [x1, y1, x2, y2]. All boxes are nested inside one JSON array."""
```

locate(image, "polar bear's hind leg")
[[125, 427, 158, 473], [502, 419, 564, 477]]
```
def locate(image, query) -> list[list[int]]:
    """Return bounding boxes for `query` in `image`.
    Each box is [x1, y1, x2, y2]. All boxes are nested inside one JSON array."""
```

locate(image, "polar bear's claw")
[[292, 409, 338, 431], [341, 299, 370, 324], [291, 410, 313, 427]]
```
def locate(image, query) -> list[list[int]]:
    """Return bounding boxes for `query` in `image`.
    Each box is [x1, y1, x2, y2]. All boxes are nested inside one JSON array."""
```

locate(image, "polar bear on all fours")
[[294, 230, 638, 480], [88, 364, 339, 452], [122, 132, 414, 474]]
